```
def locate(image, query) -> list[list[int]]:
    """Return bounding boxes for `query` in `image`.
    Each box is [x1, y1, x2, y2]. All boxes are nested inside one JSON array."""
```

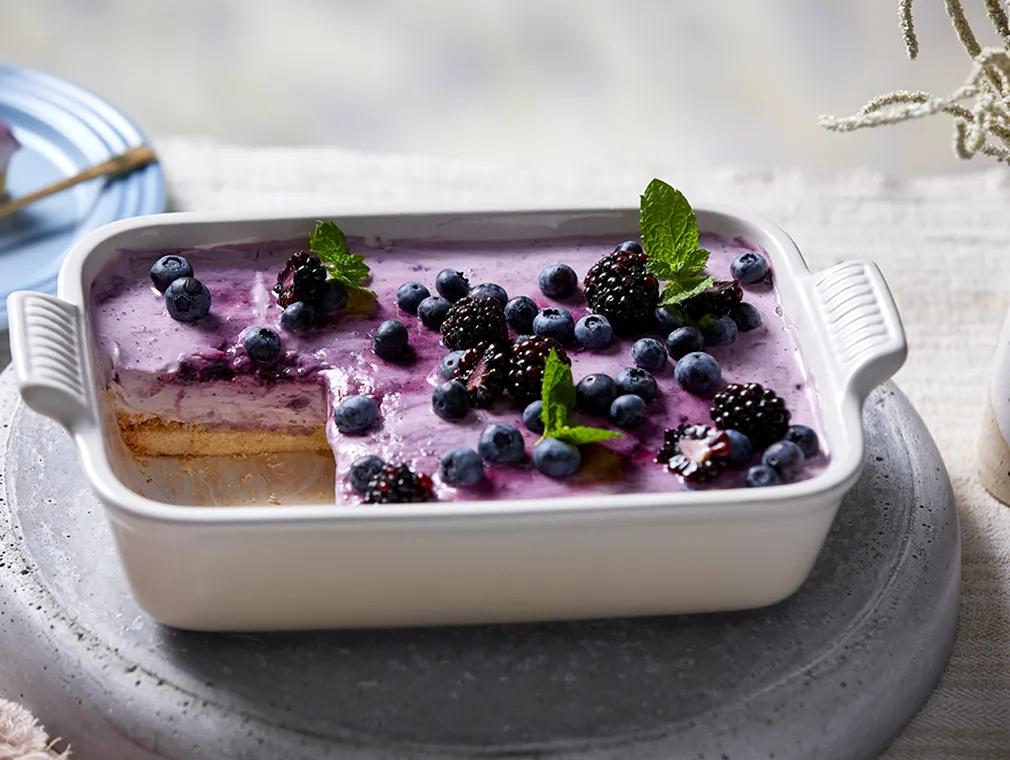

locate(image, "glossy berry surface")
[[274, 251, 327, 308], [745, 464, 781, 487], [349, 455, 386, 493], [522, 400, 545, 433], [451, 342, 510, 407], [674, 352, 721, 395], [583, 248, 659, 335], [504, 296, 539, 333], [710, 383, 790, 449], [469, 282, 508, 305], [242, 326, 282, 365], [665, 326, 704, 360], [373, 319, 409, 360], [610, 394, 647, 428], [657, 424, 732, 483], [538, 263, 578, 299], [533, 438, 581, 478], [441, 296, 509, 350], [730, 251, 769, 284], [698, 314, 738, 347], [632, 338, 667, 371], [762, 440, 806, 480], [334, 395, 379, 435], [280, 301, 316, 334], [439, 447, 485, 486], [164, 277, 211, 322], [574, 314, 614, 350], [723, 429, 753, 466], [435, 268, 470, 302], [478, 422, 525, 463], [318, 280, 348, 316], [576, 373, 618, 416], [363, 464, 435, 504], [506, 336, 569, 404], [532, 307, 575, 344], [731, 302, 762, 332], [616, 367, 657, 403], [396, 281, 430, 315], [784, 424, 820, 458], [614, 240, 643, 254], [432, 379, 469, 420], [418, 296, 452, 330], [655, 306, 687, 335], [150, 254, 193, 292], [438, 350, 466, 380]]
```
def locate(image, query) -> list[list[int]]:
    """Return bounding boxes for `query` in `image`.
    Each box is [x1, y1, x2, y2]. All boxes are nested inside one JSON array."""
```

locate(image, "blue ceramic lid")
[[0, 64, 166, 328]]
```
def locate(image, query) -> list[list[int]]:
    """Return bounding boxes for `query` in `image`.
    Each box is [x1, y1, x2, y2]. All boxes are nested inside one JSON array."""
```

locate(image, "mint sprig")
[[309, 220, 373, 295], [640, 178, 713, 306], [539, 349, 622, 447]]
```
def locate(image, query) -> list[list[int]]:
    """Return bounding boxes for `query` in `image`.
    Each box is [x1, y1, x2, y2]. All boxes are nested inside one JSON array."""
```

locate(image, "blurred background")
[[3, 0, 1003, 175]]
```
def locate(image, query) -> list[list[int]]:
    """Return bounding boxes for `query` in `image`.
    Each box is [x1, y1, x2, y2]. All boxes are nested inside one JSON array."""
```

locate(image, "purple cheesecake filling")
[[91, 233, 827, 502]]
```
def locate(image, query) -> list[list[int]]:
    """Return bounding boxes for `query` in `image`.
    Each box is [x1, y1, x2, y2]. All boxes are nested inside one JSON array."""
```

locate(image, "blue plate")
[[0, 65, 165, 328]]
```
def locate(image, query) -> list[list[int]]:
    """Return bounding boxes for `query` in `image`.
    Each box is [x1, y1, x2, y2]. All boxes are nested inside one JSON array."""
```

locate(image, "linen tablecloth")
[[11, 139, 1010, 758]]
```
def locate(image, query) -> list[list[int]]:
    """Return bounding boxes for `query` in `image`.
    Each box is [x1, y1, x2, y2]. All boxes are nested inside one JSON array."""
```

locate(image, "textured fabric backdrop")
[[26, 140, 1010, 758]]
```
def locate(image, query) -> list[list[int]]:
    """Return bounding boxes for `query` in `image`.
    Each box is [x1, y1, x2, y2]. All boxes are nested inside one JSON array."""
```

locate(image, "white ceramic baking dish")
[[7, 206, 906, 631]]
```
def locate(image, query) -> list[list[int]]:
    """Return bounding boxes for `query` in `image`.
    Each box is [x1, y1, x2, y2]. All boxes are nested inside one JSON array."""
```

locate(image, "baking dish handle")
[[7, 291, 96, 433], [809, 261, 907, 403]]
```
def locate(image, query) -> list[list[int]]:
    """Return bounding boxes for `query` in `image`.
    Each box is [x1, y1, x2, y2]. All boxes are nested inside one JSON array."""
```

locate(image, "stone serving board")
[[0, 373, 960, 760]]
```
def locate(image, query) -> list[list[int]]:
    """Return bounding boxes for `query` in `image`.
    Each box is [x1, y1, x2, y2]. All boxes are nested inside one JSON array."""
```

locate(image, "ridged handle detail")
[[811, 261, 907, 402], [8, 291, 94, 431]]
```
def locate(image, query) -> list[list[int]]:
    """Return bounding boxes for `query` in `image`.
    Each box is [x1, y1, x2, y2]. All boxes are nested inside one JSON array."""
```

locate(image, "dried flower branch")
[[820, 1, 1010, 165]]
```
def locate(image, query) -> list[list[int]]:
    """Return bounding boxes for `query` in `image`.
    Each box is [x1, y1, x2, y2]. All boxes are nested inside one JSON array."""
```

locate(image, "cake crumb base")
[[116, 413, 329, 457]]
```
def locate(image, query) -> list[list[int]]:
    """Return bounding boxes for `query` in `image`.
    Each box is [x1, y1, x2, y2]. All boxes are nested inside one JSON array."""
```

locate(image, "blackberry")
[[363, 464, 435, 504], [440, 296, 508, 350], [583, 247, 659, 335], [275, 251, 328, 308], [657, 424, 732, 483], [682, 279, 743, 319], [710, 383, 790, 449], [506, 335, 570, 405], [451, 342, 511, 407]]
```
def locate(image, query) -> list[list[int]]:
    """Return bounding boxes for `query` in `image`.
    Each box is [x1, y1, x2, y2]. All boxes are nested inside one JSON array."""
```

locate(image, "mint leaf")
[[660, 272, 714, 307], [539, 349, 621, 446], [553, 425, 623, 446], [309, 221, 373, 294], [640, 179, 712, 305]]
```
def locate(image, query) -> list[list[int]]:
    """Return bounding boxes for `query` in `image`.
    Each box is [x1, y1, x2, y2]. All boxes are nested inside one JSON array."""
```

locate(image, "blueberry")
[[532, 307, 575, 343], [665, 326, 704, 359], [242, 326, 282, 365], [724, 429, 753, 466], [762, 440, 806, 480], [538, 263, 578, 299], [478, 422, 525, 463], [438, 350, 465, 380], [576, 373, 618, 416], [614, 240, 643, 254], [616, 367, 657, 403], [150, 254, 194, 292], [439, 447, 485, 486], [574, 314, 614, 350], [334, 395, 379, 435], [745, 464, 781, 487], [730, 251, 769, 284], [523, 400, 545, 433], [674, 352, 721, 395], [435, 268, 470, 302], [698, 314, 738, 347], [505, 296, 539, 333], [349, 455, 386, 493], [318, 280, 348, 316], [396, 281, 430, 314], [533, 438, 581, 478], [655, 306, 687, 334], [784, 425, 820, 458], [418, 296, 452, 329], [164, 277, 211, 322], [731, 302, 762, 332], [632, 337, 667, 371], [373, 319, 409, 360], [280, 301, 316, 334], [469, 282, 508, 305], [610, 394, 647, 428], [432, 379, 469, 420]]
